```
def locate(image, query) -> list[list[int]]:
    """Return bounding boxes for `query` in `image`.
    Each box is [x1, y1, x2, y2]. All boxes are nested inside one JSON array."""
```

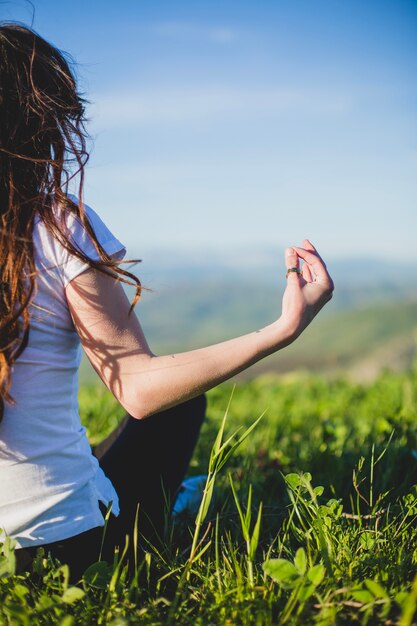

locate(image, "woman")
[[0, 23, 333, 581]]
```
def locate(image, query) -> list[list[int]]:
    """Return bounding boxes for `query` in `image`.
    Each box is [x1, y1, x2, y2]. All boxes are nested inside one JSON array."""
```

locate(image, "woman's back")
[[0, 202, 123, 548]]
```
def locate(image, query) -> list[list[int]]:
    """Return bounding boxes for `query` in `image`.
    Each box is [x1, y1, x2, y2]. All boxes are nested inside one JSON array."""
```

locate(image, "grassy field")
[[1, 371, 417, 625]]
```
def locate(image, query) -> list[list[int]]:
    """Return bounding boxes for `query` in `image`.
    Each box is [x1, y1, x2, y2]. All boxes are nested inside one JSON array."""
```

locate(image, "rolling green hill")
[[249, 298, 417, 380], [79, 294, 417, 384]]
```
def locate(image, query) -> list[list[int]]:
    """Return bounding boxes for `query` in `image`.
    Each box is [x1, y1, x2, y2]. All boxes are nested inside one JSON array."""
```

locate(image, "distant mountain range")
[[129, 246, 415, 284], [126, 246, 417, 307]]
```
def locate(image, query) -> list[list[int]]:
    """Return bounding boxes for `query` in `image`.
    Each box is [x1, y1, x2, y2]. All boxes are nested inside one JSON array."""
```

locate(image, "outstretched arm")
[[66, 240, 333, 419]]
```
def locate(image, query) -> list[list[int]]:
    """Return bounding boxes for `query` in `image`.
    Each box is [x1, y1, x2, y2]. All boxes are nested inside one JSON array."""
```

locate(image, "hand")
[[280, 239, 334, 341]]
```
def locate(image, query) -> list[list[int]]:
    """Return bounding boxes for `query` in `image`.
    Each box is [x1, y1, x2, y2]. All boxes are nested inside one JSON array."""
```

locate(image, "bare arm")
[[66, 240, 333, 419]]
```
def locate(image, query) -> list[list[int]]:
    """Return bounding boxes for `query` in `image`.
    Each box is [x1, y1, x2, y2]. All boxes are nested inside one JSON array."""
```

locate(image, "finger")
[[285, 247, 302, 283], [293, 246, 333, 288], [299, 241, 315, 281], [300, 241, 326, 267], [302, 262, 313, 283], [303, 239, 317, 283], [301, 241, 314, 281], [302, 239, 316, 252]]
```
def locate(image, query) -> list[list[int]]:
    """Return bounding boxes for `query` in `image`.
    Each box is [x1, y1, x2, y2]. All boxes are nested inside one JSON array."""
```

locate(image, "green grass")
[[1, 370, 417, 625]]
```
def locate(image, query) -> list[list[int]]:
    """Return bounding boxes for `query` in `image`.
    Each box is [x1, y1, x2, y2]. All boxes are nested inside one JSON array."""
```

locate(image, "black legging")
[[15, 394, 207, 581]]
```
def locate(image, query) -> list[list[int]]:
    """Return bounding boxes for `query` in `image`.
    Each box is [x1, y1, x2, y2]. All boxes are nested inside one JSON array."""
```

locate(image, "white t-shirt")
[[0, 202, 124, 548]]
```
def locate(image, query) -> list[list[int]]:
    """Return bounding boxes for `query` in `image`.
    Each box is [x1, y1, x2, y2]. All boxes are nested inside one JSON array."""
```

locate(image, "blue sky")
[[4, 0, 417, 260]]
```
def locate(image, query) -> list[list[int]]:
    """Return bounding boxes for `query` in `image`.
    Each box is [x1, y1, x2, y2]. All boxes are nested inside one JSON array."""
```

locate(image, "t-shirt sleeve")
[[61, 204, 126, 287]]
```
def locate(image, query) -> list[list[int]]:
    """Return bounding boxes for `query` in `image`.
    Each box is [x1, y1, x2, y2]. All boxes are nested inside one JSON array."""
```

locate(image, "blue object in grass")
[[172, 475, 208, 517]]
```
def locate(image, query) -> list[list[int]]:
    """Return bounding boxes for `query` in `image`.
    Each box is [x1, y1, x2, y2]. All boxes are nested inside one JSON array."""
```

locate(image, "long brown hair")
[[0, 22, 141, 420]]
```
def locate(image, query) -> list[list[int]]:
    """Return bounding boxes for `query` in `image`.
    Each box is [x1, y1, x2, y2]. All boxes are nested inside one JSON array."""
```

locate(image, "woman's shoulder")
[[35, 195, 124, 253], [36, 194, 102, 234], [33, 195, 126, 286]]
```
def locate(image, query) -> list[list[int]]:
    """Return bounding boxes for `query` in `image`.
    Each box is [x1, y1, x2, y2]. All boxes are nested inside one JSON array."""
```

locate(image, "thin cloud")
[[150, 21, 238, 44], [92, 86, 352, 129], [88, 162, 195, 187]]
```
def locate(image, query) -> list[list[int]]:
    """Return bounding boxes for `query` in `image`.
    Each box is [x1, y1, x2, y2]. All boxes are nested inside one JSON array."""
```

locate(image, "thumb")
[[285, 247, 301, 282]]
